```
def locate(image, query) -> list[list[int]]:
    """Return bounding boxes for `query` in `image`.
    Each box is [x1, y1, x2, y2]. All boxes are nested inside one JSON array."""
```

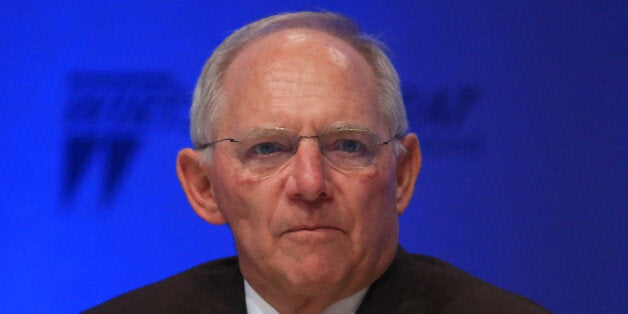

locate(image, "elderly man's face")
[[179, 28, 420, 301]]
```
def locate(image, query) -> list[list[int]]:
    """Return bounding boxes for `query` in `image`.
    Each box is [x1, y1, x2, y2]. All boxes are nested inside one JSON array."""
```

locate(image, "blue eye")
[[253, 142, 280, 155], [338, 139, 362, 153]]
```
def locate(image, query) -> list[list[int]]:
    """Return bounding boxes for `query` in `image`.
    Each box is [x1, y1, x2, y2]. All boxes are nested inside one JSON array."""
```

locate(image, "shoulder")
[[358, 248, 550, 314], [83, 256, 246, 314]]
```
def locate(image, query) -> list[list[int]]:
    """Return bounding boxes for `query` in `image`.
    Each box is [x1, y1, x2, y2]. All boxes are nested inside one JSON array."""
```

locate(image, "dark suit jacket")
[[84, 247, 549, 313]]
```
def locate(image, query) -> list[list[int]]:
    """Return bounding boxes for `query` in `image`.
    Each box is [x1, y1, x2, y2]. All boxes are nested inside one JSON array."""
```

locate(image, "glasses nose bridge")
[[293, 135, 324, 154]]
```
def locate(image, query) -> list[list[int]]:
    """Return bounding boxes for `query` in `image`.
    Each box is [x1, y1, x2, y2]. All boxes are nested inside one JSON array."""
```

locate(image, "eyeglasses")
[[198, 127, 398, 178]]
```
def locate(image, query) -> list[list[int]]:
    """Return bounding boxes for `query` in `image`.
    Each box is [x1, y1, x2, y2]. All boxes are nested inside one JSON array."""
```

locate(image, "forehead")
[[217, 28, 382, 134]]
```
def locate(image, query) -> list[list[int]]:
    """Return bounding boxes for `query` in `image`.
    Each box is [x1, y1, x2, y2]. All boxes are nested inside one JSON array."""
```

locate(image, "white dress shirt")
[[244, 280, 369, 314]]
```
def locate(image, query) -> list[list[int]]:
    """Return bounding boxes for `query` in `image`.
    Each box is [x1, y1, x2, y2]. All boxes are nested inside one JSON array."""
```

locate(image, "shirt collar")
[[244, 279, 369, 314]]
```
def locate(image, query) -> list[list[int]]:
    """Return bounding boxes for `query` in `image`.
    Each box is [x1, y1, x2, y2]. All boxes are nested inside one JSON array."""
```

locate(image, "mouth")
[[284, 225, 341, 233], [281, 226, 344, 241]]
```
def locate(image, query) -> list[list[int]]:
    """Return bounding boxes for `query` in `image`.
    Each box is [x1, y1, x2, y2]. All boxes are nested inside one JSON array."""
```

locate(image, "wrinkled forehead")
[[216, 28, 382, 133]]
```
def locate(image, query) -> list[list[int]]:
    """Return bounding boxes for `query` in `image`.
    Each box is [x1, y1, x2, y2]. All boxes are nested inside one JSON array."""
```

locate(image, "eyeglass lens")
[[226, 128, 392, 178]]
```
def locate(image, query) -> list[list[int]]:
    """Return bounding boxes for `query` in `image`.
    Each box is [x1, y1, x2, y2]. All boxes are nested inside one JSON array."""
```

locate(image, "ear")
[[395, 133, 422, 215], [176, 148, 227, 225]]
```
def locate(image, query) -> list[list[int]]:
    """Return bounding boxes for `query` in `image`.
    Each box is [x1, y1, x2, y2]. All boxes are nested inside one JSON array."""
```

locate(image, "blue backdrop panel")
[[1, 1, 626, 313]]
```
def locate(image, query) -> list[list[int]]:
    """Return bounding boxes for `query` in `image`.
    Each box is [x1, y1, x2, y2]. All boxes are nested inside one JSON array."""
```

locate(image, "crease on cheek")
[[329, 168, 380, 231], [217, 174, 285, 239]]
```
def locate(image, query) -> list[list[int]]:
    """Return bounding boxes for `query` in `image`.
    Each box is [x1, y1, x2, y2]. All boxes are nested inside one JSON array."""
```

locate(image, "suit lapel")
[[357, 247, 427, 314]]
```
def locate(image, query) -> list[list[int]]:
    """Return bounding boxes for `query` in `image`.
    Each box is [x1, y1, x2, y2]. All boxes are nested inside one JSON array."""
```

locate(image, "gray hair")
[[190, 11, 408, 155]]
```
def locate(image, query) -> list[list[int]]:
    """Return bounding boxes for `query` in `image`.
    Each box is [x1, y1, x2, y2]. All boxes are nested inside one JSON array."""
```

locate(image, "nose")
[[286, 137, 332, 203]]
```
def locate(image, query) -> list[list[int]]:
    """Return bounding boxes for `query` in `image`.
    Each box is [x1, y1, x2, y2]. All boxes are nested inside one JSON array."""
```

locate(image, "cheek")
[[338, 165, 399, 224], [359, 169, 401, 247], [209, 161, 282, 235], [360, 162, 398, 202], [207, 159, 252, 221]]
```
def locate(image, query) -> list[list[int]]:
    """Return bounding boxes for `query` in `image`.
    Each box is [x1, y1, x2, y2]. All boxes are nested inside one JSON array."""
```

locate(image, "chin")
[[282, 255, 351, 290]]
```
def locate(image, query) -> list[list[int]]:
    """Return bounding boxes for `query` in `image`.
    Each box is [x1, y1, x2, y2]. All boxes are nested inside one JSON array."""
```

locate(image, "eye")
[[336, 139, 364, 153], [253, 142, 282, 155]]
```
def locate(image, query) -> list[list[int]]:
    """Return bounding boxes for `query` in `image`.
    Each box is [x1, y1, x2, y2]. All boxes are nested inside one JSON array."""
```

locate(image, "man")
[[86, 12, 548, 313]]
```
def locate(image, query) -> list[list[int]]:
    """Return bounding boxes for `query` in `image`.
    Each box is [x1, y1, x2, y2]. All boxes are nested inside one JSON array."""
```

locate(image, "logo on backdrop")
[[403, 84, 484, 156], [62, 71, 188, 204]]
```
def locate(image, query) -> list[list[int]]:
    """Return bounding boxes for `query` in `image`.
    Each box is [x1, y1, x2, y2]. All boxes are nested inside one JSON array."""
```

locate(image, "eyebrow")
[[320, 122, 376, 134], [241, 127, 291, 141], [239, 122, 377, 140]]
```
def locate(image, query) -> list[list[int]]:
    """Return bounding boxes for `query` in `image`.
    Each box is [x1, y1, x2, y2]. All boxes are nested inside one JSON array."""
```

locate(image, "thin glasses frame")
[[197, 127, 399, 177]]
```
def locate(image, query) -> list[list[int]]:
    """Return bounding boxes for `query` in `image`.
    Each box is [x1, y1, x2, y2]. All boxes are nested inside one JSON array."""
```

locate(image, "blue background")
[[1, 1, 626, 313]]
